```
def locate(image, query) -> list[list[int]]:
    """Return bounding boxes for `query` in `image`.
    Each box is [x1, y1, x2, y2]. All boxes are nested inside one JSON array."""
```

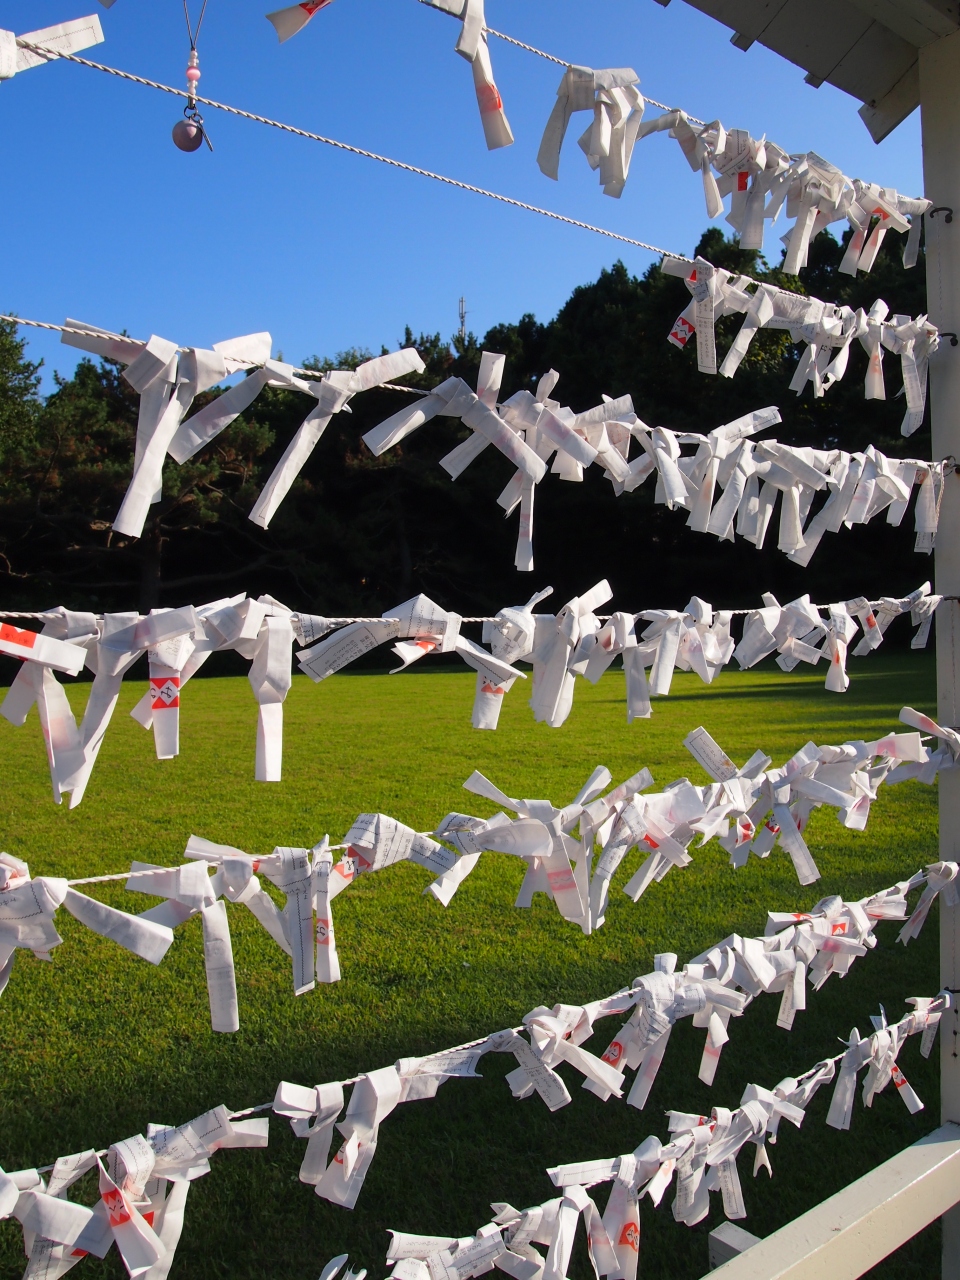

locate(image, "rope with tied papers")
[[320, 992, 944, 1280], [18, 319, 949, 569], [285, 0, 931, 279], [0, 858, 953, 1278], [0, 709, 954, 1029], [0, 581, 941, 806], [359, 365, 946, 572]]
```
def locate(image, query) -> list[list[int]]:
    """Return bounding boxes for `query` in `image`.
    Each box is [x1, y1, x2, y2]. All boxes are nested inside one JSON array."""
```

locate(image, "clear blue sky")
[[1, 0, 925, 390]]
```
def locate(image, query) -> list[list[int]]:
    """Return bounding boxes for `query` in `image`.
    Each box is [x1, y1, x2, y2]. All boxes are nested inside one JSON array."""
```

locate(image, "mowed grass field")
[[0, 655, 944, 1280]]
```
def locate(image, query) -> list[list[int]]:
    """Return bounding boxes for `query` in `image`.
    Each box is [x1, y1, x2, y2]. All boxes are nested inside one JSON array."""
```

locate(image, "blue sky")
[[1, 0, 924, 390]]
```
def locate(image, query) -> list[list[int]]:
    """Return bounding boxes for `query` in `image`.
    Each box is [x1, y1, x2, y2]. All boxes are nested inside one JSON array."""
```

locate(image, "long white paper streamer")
[[0, 14, 103, 79]]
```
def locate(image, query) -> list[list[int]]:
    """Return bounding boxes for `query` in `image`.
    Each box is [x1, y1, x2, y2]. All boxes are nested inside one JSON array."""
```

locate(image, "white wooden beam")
[[702, 1124, 960, 1279], [848, 0, 958, 47], [919, 27, 960, 1277]]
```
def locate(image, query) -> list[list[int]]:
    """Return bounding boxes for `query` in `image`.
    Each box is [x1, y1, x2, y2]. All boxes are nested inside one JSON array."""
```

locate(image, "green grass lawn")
[[0, 654, 944, 1279]]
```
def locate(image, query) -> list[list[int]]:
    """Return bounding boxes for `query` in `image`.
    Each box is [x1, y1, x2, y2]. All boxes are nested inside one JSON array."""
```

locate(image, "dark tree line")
[[0, 225, 932, 621]]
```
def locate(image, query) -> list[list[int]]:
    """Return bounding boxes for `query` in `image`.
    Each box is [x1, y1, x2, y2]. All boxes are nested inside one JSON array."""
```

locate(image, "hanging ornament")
[[173, 1, 213, 152]]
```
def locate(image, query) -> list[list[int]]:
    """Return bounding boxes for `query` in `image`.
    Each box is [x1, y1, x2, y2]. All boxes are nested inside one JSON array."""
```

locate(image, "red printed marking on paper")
[[892, 1065, 908, 1089], [0, 623, 37, 649], [150, 676, 180, 709], [601, 1039, 624, 1066], [737, 172, 749, 191], [477, 82, 503, 114], [101, 1186, 131, 1227], [831, 922, 847, 935], [619, 1223, 640, 1252], [481, 683, 506, 696], [333, 1139, 363, 1165], [547, 867, 577, 893], [316, 918, 333, 945], [300, 1, 332, 13], [642, 834, 659, 850], [669, 316, 695, 347]]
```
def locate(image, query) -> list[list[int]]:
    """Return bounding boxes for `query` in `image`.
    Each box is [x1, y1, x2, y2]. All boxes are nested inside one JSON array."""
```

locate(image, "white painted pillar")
[[919, 29, 960, 1280]]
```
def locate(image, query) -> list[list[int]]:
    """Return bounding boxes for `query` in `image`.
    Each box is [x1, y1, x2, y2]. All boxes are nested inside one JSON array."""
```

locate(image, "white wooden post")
[[919, 27, 960, 1280]]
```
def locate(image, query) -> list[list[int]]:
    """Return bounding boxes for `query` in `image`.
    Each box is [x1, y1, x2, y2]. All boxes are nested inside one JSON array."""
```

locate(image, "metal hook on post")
[[931, 206, 955, 223]]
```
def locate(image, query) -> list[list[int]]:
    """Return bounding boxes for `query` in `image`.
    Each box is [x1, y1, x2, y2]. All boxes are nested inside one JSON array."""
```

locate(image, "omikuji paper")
[[0, 14, 104, 78]]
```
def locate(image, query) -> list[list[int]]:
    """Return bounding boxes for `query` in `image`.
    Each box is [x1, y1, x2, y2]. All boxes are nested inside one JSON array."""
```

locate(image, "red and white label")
[[150, 676, 180, 710], [0, 623, 37, 649], [547, 867, 577, 893], [601, 1039, 624, 1066], [619, 1222, 640, 1252], [101, 1186, 132, 1228], [477, 82, 503, 114], [669, 315, 695, 348], [316, 918, 333, 946]]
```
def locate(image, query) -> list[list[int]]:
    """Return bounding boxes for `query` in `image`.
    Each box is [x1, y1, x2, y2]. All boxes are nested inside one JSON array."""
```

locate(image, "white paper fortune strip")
[[0, 584, 941, 806], [268, 0, 513, 149], [619, 105, 929, 271], [0, 1105, 268, 1280], [298, 994, 939, 1280], [0, 851, 174, 1000], [52, 319, 944, 569], [431, 709, 947, 931], [0, 593, 333, 805], [0, 14, 104, 79], [537, 66, 644, 198], [294, 979, 942, 1246]]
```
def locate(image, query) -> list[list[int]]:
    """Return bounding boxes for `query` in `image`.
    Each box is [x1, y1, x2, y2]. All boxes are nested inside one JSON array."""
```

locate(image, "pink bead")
[[186, 66, 201, 81]]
